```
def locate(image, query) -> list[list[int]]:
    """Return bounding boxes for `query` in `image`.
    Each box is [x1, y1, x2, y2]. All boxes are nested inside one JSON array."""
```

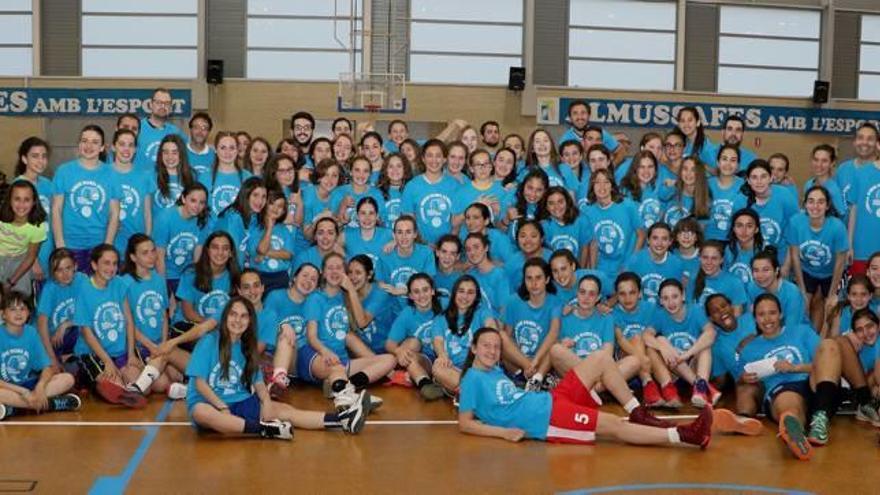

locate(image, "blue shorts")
[[764, 380, 812, 420], [19, 376, 40, 391], [295, 345, 350, 384], [53, 326, 80, 357], [192, 394, 262, 432]]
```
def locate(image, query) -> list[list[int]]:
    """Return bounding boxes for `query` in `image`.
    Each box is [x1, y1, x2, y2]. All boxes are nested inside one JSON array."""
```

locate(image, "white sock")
[[667, 427, 681, 444], [167, 382, 187, 400], [134, 365, 160, 393], [531, 373, 543, 382], [624, 398, 640, 414]]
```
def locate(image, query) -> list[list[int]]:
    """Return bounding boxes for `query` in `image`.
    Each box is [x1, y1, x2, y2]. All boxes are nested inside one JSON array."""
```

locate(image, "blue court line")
[[88, 400, 174, 495], [558, 483, 814, 495]]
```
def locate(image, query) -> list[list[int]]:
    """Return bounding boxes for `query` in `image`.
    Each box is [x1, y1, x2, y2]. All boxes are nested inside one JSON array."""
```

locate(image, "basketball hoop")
[[364, 104, 382, 114]]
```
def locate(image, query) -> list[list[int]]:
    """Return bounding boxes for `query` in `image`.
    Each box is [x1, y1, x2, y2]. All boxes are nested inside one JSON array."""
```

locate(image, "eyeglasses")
[[293, 125, 312, 132], [152, 100, 172, 107], [664, 143, 684, 149]]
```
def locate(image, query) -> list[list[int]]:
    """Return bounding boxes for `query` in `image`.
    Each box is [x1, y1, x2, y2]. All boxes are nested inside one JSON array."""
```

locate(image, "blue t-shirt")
[[376, 245, 436, 302], [137, 117, 184, 168], [150, 170, 185, 220], [304, 290, 351, 359], [684, 136, 717, 166], [706, 176, 745, 240], [459, 228, 515, 265], [381, 186, 404, 227], [724, 245, 756, 285], [52, 159, 118, 250], [301, 186, 334, 226], [387, 306, 439, 359], [112, 166, 156, 254], [432, 305, 495, 367], [459, 365, 552, 440], [518, 164, 578, 192], [262, 290, 309, 351], [358, 285, 396, 354], [433, 270, 460, 301], [73, 277, 129, 357], [835, 158, 862, 206], [676, 250, 700, 282], [344, 226, 393, 268], [330, 185, 386, 228], [847, 163, 880, 260], [37, 272, 87, 337], [0, 324, 51, 385], [401, 174, 459, 245], [688, 270, 747, 310], [652, 304, 709, 353], [623, 250, 685, 304], [711, 313, 755, 379], [541, 216, 592, 257], [186, 143, 215, 176], [197, 169, 253, 217], [468, 266, 511, 314], [582, 199, 642, 275], [186, 331, 261, 412], [553, 269, 613, 307], [733, 185, 799, 251], [175, 270, 232, 323], [785, 212, 849, 280], [453, 181, 510, 218], [804, 177, 846, 223], [623, 183, 665, 230], [560, 126, 619, 152], [153, 207, 207, 281], [215, 210, 255, 268], [503, 296, 562, 357], [612, 301, 656, 340], [248, 223, 298, 274], [560, 310, 614, 358], [735, 324, 819, 398], [121, 271, 168, 344], [745, 279, 809, 327]]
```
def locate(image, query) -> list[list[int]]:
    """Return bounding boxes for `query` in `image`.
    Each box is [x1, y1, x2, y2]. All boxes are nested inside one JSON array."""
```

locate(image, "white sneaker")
[[338, 390, 368, 434], [167, 382, 187, 400], [525, 377, 543, 392], [367, 393, 383, 413], [260, 419, 294, 440], [332, 383, 360, 411]]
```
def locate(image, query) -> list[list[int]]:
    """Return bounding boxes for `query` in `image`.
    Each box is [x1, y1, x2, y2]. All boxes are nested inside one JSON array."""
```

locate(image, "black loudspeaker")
[[508, 66, 526, 91], [207, 59, 224, 85], [813, 80, 829, 104]]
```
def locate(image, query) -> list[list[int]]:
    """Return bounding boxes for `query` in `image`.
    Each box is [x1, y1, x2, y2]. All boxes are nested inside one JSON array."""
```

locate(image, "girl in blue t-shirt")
[[400, 139, 459, 245], [747, 248, 809, 328], [724, 208, 763, 285], [198, 132, 254, 216], [433, 234, 462, 299], [582, 168, 645, 275], [623, 222, 686, 304], [250, 188, 297, 293], [706, 144, 745, 241], [347, 255, 396, 355], [677, 106, 715, 166], [216, 176, 267, 269], [292, 216, 341, 274], [432, 275, 498, 395], [827, 275, 873, 337], [493, 147, 519, 191], [618, 150, 664, 230], [455, 149, 508, 221], [523, 129, 577, 192], [376, 152, 413, 227], [464, 232, 511, 313], [51, 125, 120, 273], [13, 137, 54, 282], [459, 202, 515, 263], [242, 137, 271, 177], [263, 153, 304, 232], [663, 156, 710, 229], [788, 185, 849, 332], [384, 273, 446, 401], [736, 294, 842, 460], [502, 258, 561, 391], [340, 197, 393, 268], [302, 159, 342, 237], [550, 274, 619, 376], [302, 253, 395, 411], [832, 308, 880, 424], [735, 160, 799, 260], [446, 141, 471, 185], [504, 169, 548, 244], [110, 129, 154, 255], [175, 231, 239, 328], [689, 240, 747, 314], [537, 186, 591, 266], [152, 135, 195, 220], [0, 291, 81, 420], [376, 215, 436, 303], [457, 327, 712, 447], [120, 234, 189, 400], [36, 248, 85, 368], [671, 216, 702, 282], [154, 182, 209, 299], [187, 296, 367, 439], [559, 140, 587, 189], [548, 249, 612, 307], [332, 156, 385, 228], [649, 279, 719, 409], [74, 244, 146, 408]]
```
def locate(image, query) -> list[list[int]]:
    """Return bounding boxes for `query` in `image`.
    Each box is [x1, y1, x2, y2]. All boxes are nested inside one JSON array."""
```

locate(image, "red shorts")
[[850, 260, 868, 277], [546, 370, 601, 444]]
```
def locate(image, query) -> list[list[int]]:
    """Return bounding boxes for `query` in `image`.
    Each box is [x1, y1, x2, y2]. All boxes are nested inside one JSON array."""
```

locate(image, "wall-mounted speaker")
[[508, 67, 526, 91], [207, 59, 224, 85], [813, 80, 829, 104]]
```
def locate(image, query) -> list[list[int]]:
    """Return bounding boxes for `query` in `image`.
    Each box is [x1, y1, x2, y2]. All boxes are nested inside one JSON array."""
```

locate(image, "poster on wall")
[[0, 88, 192, 116], [546, 96, 880, 136], [537, 97, 559, 125]]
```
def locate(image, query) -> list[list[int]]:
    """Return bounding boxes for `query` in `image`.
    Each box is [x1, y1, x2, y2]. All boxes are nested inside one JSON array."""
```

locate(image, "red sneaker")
[[708, 383, 722, 406], [677, 405, 713, 449], [384, 370, 415, 388], [661, 382, 682, 408], [268, 372, 289, 399], [642, 381, 664, 408], [96, 379, 147, 409], [628, 405, 675, 428], [691, 379, 711, 409]]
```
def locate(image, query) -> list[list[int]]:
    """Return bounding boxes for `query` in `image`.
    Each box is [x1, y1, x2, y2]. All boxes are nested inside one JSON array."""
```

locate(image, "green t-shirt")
[[0, 221, 47, 256]]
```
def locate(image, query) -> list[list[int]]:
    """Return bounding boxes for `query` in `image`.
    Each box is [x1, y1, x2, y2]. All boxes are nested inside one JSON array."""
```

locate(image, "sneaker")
[[385, 370, 414, 388], [642, 381, 664, 408], [660, 382, 682, 408], [0, 403, 9, 420], [542, 374, 560, 391], [708, 384, 722, 406], [713, 408, 763, 436], [338, 389, 368, 434], [260, 419, 294, 440], [525, 376, 543, 392], [676, 405, 713, 449], [807, 410, 830, 446], [691, 379, 711, 409], [855, 401, 880, 427], [367, 393, 383, 414], [268, 373, 289, 400], [418, 382, 446, 401], [332, 383, 360, 412], [779, 412, 812, 460], [96, 379, 147, 409], [628, 405, 675, 428], [167, 382, 188, 400], [50, 393, 82, 412]]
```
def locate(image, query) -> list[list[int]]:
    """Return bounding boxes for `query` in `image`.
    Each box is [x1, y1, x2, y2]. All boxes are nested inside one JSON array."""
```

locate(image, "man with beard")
[[480, 120, 501, 153], [707, 115, 757, 174], [559, 100, 624, 164], [137, 88, 185, 169], [186, 112, 215, 175], [836, 122, 879, 207], [290, 111, 316, 167]]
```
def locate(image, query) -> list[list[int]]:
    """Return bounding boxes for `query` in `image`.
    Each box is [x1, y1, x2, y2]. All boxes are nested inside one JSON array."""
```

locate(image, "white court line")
[[0, 415, 699, 427]]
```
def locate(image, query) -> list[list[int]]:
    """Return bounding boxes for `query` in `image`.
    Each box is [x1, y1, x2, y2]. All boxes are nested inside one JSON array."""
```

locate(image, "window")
[[717, 6, 820, 97], [0, 0, 33, 76], [409, 0, 523, 84], [81, 0, 198, 78], [568, 0, 676, 91], [246, 0, 363, 81], [859, 15, 880, 100]]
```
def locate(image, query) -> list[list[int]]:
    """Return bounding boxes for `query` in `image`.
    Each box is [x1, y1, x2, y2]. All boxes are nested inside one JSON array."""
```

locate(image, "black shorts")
[[78, 353, 130, 384], [764, 379, 838, 421], [802, 271, 832, 296]]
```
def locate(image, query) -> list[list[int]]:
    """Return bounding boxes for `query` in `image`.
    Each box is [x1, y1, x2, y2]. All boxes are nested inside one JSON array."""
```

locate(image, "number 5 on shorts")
[[573, 413, 590, 425]]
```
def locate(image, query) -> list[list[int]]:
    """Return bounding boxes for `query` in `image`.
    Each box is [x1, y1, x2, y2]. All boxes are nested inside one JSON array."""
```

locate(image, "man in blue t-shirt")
[[186, 112, 216, 175], [137, 88, 184, 168], [559, 99, 623, 163], [707, 115, 757, 173]]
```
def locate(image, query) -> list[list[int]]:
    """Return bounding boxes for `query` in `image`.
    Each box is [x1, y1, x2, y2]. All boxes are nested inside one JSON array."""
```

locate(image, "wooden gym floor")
[[1, 386, 878, 495]]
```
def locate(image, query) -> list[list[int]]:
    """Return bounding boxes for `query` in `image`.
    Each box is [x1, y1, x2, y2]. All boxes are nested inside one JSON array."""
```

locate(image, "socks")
[[243, 419, 261, 435], [814, 381, 839, 414], [133, 365, 160, 393], [415, 376, 432, 389], [667, 427, 681, 444], [855, 386, 872, 406], [331, 379, 348, 394], [323, 412, 342, 429], [623, 398, 640, 414], [349, 372, 370, 391]]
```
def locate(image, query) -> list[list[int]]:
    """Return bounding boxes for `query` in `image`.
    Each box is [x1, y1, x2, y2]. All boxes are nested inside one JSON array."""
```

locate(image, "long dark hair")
[[263, 153, 300, 194], [753, 293, 783, 334], [156, 135, 195, 202], [726, 208, 763, 259], [494, 147, 519, 187], [517, 258, 556, 300], [220, 176, 266, 224], [194, 231, 240, 293], [620, 150, 658, 202], [677, 106, 706, 156], [514, 168, 549, 216], [407, 272, 443, 315], [211, 131, 244, 186], [536, 186, 579, 225], [802, 184, 841, 219], [740, 159, 773, 208], [586, 168, 623, 204], [176, 182, 210, 229], [377, 152, 413, 200], [444, 275, 481, 337], [14, 137, 49, 177], [217, 296, 259, 390], [0, 180, 46, 225], [461, 327, 502, 378], [121, 233, 154, 281]]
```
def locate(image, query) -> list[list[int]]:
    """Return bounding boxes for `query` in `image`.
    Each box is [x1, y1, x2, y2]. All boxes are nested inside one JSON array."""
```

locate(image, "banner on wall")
[[0, 88, 191, 117], [539, 96, 880, 136]]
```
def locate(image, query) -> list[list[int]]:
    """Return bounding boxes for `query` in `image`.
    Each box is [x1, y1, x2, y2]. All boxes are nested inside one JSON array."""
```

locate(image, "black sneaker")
[[338, 389, 368, 434], [260, 419, 294, 440], [50, 393, 82, 412]]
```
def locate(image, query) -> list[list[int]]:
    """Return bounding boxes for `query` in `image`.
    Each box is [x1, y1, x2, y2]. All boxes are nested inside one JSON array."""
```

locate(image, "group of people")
[[1, 88, 878, 458]]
